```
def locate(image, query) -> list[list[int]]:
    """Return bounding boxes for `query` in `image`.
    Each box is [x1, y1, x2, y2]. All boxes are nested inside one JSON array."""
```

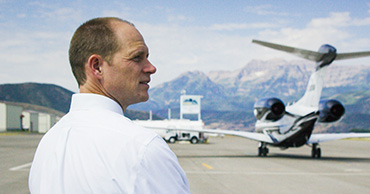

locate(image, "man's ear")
[[87, 54, 103, 79]]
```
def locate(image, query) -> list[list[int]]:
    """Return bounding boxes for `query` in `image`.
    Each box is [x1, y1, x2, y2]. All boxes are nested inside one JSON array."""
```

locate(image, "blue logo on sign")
[[183, 98, 198, 105]]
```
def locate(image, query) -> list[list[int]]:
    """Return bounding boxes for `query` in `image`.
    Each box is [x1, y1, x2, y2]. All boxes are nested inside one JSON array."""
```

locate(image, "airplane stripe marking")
[[202, 163, 214, 170]]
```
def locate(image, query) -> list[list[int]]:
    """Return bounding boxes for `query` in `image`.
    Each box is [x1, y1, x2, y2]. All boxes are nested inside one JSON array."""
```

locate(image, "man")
[[29, 17, 190, 194]]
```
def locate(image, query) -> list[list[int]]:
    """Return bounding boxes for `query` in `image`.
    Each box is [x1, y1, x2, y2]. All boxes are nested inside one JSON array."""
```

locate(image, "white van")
[[164, 130, 208, 144], [134, 119, 208, 144]]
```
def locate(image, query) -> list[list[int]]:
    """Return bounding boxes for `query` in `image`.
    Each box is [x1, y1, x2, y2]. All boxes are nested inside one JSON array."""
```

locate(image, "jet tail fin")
[[295, 67, 327, 108]]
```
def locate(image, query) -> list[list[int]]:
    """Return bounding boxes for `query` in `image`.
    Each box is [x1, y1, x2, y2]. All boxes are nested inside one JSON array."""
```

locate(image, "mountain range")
[[0, 83, 161, 121], [0, 83, 73, 113], [1, 59, 369, 132]]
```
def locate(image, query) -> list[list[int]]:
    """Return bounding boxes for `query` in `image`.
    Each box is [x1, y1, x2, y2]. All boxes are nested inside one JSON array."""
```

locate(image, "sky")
[[1, 0, 370, 92]]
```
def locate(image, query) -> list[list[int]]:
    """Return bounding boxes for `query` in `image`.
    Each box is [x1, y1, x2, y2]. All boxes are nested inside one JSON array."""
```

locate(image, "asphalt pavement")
[[1, 133, 369, 194]]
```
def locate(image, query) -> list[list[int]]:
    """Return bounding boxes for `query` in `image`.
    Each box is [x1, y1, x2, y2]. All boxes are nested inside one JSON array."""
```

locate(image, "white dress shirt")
[[29, 93, 190, 194]]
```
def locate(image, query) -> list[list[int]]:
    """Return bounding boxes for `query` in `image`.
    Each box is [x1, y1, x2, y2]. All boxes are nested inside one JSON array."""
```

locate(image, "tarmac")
[[1, 133, 370, 194]]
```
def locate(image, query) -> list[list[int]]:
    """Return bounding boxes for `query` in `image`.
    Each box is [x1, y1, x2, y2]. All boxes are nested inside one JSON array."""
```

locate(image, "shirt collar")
[[69, 93, 124, 116]]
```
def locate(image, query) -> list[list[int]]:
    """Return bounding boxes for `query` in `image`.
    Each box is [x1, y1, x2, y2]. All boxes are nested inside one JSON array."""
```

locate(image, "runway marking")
[[9, 162, 32, 171], [201, 163, 214, 170], [344, 168, 362, 172], [0, 132, 23, 136], [346, 137, 370, 141], [185, 171, 370, 176]]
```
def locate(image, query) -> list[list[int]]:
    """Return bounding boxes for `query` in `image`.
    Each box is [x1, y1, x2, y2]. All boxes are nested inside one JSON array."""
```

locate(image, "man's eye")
[[132, 55, 142, 62]]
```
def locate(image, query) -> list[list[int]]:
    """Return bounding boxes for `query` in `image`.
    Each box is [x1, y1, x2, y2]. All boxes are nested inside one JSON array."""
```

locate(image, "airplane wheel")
[[311, 144, 321, 158], [316, 148, 321, 158], [258, 143, 269, 157], [258, 147, 269, 156], [258, 147, 262, 156], [311, 149, 316, 158], [263, 147, 269, 156]]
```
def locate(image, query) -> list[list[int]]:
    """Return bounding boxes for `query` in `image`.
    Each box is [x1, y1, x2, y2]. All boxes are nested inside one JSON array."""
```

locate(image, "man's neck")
[[79, 82, 127, 112]]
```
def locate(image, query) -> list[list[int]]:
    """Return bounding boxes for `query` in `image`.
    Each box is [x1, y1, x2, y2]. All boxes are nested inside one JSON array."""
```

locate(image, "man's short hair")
[[69, 17, 133, 86]]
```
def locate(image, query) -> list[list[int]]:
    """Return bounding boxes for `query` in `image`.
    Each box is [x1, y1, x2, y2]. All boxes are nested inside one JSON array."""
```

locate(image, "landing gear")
[[311, 143, 321, 158], [258, 142, 269, 156]]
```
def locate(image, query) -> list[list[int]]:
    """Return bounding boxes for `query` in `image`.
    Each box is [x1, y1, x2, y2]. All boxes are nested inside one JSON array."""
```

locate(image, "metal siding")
[[0, 103, 6, 132], [6, 104, 23, 131], [30, 112, 39, 132]]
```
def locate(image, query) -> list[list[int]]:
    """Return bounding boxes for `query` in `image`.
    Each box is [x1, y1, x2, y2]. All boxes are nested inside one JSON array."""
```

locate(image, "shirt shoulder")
[[129, 136, 190, 194], [57, 109, 158, 143]]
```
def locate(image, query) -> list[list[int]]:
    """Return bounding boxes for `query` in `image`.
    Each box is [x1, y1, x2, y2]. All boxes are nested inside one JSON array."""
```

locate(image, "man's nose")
[[144, 60, 156, 74]]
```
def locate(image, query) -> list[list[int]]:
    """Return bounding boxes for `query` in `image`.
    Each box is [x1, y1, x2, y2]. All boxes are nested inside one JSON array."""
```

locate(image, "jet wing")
[[336, 51, 370, 60], [252, 39, 322, 62], [148, 127, 275, 144], [307, 133, 370, 144]]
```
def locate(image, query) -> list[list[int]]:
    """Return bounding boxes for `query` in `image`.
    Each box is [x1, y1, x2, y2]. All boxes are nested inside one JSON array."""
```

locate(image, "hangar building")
[[0, 101, 63, 133]]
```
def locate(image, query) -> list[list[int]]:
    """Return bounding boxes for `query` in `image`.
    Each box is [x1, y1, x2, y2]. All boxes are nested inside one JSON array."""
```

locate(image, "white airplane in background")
[[151, 40, 370, 158]]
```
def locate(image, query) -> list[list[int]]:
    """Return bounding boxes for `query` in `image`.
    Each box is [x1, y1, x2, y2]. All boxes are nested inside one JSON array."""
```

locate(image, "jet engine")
[[318, 99, 345, 122], [253, 97, 285, 121]]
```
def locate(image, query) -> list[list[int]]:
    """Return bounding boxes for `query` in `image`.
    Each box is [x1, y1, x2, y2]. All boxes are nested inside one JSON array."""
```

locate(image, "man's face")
[[101, 22, 156, 108]]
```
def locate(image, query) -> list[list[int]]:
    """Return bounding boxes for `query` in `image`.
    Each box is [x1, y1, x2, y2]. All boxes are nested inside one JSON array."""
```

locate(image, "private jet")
[[151, 40, 370, 158]]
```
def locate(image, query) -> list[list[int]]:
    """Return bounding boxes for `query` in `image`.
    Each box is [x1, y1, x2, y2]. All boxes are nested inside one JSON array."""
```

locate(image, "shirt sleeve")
[[133, 136, 190, 194]]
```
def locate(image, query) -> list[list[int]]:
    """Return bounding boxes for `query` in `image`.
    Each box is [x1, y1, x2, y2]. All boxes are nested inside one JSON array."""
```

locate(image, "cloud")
[[2, 1, 370, 93], [252, 11, 370, 63], [308, 12, 352, 28], [274, 13, 358, 41], [100, 3, 132, 19], [244, 4, 289, 16], [0, 25, 77, 90], [167, 14, 190, 22], [131, 10, 370, 87], [136, 23, 254, 86], [37, 7, 82, 23], [17, 13, 27, 18], [209, 22, 280, 31]]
